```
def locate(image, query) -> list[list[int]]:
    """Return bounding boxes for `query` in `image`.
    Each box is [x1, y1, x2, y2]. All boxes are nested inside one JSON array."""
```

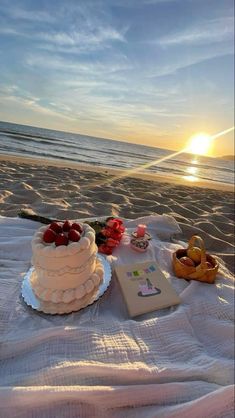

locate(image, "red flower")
[[98, 244, 113, 255], [106, 219, 119, 229], [109, 231, 122, 241], [115, 218, 124, 225], [97, 217, 125, 255], [101, 227, 112, 237], [106, 238, 119, 247]]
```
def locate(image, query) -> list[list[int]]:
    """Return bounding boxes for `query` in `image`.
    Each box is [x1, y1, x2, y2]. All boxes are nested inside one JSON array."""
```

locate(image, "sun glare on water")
[[187, 133, 212, 156]]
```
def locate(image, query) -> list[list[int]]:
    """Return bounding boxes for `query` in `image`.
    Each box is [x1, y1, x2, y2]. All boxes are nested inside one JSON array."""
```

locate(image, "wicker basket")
[[173, 235, 219, 284]]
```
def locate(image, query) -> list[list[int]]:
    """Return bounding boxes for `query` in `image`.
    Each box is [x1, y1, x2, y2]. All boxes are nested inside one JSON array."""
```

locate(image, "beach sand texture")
[[0, 156, 234, 272]]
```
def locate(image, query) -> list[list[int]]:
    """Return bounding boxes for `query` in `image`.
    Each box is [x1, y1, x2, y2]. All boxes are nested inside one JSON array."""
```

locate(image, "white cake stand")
[[21, 254, 112, 315]]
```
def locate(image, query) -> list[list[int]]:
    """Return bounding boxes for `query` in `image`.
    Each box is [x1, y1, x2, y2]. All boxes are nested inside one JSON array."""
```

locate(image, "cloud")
[[0, 26, 20, 36], [146, 49, 234, 78], [1, 4, 55, 23], [0, 2, 127, 53], [158, 17, 234, 46], [101, 0, 177, 6], [0, 86, 75, 121], [0, 25, 126, 60], [25, 52, 131, 75], [0, 25, 125, 54], [0, 79, 190, 137], [40, 27, 125, 45], [35, 27, 126, 55]]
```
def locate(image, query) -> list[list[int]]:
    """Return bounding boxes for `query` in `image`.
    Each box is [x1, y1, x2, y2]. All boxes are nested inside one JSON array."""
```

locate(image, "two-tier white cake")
[[30, 220, 104, 309]]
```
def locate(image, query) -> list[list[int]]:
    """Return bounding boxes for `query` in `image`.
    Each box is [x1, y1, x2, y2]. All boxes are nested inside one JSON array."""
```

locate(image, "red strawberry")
[[62, 220, 71, 232], [71, 222, 83, 234], [49, 222, 63, 234], [43, 228, 57, 243], [68, 229, 81, 242], [55, 233, 69, 246]]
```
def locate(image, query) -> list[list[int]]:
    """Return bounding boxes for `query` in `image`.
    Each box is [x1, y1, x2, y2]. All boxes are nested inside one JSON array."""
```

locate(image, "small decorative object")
[[131, 224, 151, 241], [136, 224, 146, 237], [173, 235, 219, 284], [88, 217, 125, 255], [130, 237, 149, 253], [130, 224, 151, 252]]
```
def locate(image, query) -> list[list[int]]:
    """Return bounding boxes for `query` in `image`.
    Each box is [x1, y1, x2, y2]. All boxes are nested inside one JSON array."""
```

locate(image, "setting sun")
[[187, 133, 212, 156]]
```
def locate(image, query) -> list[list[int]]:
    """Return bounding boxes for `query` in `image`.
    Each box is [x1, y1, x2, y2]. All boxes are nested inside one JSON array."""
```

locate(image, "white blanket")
[[0, 215, 234, 418]]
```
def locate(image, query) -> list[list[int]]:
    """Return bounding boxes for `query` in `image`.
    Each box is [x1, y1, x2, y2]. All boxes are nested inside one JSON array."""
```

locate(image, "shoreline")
[[0, 153, 233, 192]]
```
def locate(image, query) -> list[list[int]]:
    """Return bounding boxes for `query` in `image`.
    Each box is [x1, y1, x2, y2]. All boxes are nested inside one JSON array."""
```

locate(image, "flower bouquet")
[[86, 217, 125, 255]]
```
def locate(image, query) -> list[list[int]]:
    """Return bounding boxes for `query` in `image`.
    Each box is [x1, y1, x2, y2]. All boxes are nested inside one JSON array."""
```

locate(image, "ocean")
[[0, 121, 234, 187]]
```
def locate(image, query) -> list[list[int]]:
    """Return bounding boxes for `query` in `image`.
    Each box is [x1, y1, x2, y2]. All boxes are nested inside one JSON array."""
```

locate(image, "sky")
[[0, 0, 234, 157]]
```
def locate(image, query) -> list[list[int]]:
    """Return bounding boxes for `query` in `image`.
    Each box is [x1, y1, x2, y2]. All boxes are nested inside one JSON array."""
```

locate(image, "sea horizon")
[[1, 119, 234, 160], [0, 120, 234, 187]]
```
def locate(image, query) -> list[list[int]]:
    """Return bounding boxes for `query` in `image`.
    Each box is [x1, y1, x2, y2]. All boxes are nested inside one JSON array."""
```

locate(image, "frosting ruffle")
[[31, 258, 104, 304], [33, 252, 97, 277]]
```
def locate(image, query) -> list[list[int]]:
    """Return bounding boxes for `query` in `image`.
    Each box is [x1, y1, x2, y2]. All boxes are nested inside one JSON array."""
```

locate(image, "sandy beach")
[[0, 154, 234, 272]]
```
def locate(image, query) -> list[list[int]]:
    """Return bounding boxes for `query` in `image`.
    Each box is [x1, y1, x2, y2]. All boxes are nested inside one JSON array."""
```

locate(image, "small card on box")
[[115, 261, 181, 317]]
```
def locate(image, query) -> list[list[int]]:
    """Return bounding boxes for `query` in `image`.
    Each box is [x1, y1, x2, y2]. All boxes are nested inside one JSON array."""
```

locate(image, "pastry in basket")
[[172, 235, 219, 284], [30, 220, 104, 307]]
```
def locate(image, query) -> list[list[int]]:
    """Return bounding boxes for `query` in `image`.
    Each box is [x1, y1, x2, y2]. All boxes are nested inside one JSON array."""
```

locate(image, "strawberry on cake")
[[30, 220, 104, 311]]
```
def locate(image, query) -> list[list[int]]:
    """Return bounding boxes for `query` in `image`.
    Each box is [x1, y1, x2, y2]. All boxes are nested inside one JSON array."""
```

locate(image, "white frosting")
[[31, 258, 104, 303], [33, 252, 97, 290], [31, 222, 104, 303]]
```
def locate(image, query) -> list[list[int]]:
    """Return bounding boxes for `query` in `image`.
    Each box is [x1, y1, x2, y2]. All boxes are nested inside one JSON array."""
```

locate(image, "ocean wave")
[[0, 121, 233, 186]]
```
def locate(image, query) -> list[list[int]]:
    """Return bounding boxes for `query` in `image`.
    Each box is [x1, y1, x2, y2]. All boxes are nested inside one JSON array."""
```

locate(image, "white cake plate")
[[21, 254, 112, 315]]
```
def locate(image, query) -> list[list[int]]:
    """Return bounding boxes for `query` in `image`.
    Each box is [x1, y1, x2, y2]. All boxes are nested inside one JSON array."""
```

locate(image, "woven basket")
[[173, 235, 219, 284]]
